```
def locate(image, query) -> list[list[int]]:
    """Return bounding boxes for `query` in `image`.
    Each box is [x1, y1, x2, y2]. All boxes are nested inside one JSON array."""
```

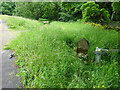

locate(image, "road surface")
[[0, 20, 22, 89]]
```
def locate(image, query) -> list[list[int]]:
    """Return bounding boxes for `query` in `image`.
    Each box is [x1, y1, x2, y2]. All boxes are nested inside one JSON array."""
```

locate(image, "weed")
[[3, 16, 119, 88]]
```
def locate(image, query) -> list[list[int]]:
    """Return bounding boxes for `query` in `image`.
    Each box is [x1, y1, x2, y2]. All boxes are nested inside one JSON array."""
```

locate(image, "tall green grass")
[[5, 16, 119, 88], [0, 15, 43, 30]]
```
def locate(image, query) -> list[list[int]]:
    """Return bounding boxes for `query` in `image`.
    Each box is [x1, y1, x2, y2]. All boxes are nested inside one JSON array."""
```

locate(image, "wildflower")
[[93, 86, 95, 88], [98, 86, 100, 88], [102, 85, 104, 87]]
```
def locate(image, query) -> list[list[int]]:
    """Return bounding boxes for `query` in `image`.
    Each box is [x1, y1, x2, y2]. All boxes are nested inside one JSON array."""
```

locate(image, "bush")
[[111, 2, 120, 21], [80, 1, 110, 23], [59, 2, 83, 22], [1, 2, 15, 16], [38, 18, 48, 22], [59, 12, 71, 22], [17, 2, 60, 21], [83, 22, 120, 32]]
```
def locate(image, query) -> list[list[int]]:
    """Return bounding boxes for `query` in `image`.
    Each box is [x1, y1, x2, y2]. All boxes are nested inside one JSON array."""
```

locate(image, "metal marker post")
[[93, 47, 108, 63], [93, 47, 119, 63]]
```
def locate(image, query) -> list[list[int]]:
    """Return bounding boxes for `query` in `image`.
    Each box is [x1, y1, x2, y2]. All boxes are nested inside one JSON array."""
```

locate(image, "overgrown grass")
[[4, 16, 119, 88], [0, 15, 43, 30]]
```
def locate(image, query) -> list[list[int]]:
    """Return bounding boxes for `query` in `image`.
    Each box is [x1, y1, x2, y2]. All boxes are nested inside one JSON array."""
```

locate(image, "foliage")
[[17, 2, 60, 21], [4, 16, 118, 88], [97, 2, 113, 16], [1, 2, 120, 22], [60, 2, 83, 11], [83, 22, 104, 29], [83, 22, 120, 32], [100, 8, 110, 23], [59, 2, 83, 22], [38, 18, 48, 22], [1, 2, 15, 15], [17, 2, 43, 20], [80, 1, 110, 23], [112, 2, 120, 13], [111, 2, 120, 21], [41, 2, 60, 21]]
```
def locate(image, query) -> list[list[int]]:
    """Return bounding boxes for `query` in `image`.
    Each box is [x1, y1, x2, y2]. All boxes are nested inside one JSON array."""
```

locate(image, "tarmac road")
[[0, 20, 22, 89]]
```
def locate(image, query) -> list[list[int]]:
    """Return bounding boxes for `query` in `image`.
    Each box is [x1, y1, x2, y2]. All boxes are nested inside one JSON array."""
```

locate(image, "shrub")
[[1, 2, 15, 16], [111, 2, 120, 21], [59, 2, 83, 22], [38, 18, 48, 22], [80, 1, 110, 23], [83, 22, 120, 32]]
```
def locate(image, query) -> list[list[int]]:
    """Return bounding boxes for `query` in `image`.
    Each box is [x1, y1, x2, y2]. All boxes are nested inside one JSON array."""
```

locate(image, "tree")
[[17, 2, 60, 20], [111, 2, 120, 21], [80, 1, 110, 23], [1, 2, 15, 15], [97, 2, 112, 16], [41, 2, 60, 20], [59, 2, 83, 21]]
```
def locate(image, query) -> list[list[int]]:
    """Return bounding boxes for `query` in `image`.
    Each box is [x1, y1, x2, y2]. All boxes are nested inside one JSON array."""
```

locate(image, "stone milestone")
[[76, 38, 89, 58]]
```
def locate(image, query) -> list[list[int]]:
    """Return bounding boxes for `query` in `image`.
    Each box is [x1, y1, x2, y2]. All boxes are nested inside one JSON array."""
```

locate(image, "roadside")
[[0, 20, 22, 89]]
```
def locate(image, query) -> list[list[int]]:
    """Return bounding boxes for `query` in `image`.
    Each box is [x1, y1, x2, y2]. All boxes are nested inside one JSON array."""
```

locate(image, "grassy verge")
[[0, 15, 43, 31], [5, 16, 119, 88]]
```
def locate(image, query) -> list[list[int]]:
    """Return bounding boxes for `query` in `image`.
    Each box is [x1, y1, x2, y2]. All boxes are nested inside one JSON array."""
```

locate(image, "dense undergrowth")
[[1, 15, 119, 88]]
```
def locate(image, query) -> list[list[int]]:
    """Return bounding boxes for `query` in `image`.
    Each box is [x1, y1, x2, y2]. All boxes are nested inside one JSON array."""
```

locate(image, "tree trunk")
[[111, 11, 115, 20]]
